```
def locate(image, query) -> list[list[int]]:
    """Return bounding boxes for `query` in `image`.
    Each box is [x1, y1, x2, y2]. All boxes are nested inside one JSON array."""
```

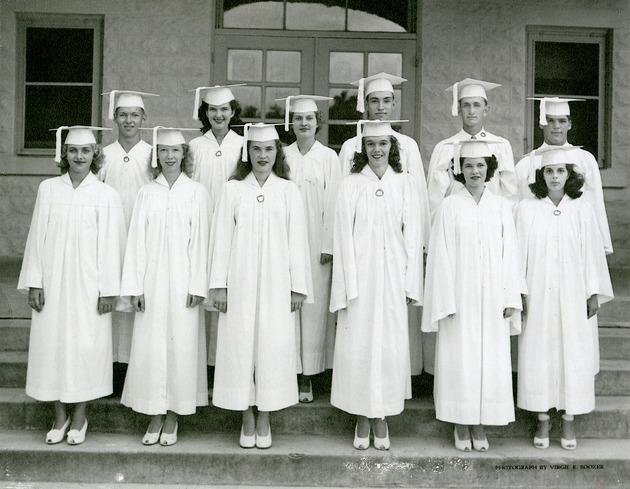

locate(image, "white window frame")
[[15, 13, 103, 157], [526, 25, 612, 170]]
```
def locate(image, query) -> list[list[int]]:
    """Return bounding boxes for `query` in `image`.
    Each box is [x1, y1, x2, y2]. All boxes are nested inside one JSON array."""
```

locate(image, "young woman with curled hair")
[[19, 126, 125, 446], [331, 121, 424, 451], [209, 123, 312, 450], [515, 147, 613, 451], [121, 128, 210, 447], [422, 139, 521, 453]]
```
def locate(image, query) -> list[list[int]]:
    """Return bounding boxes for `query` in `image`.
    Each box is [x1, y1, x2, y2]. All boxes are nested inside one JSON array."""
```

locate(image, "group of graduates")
[[18, 73, 614, 453]]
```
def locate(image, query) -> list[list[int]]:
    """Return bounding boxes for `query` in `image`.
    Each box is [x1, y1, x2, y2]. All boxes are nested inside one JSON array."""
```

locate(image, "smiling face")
[[206, 103, 235, 134], [364, 135, 391, 171], [157, 144, 184, 177], [292, 111, 317, 140], [249, 140, 277, 181], [114, 106, 145, 139], [543, 163, 569, 194], [66, 144, 95, 179], [366, 91, 396, 120], [542, 115, 571, 146], [461, 157, 488, 190], [459, 97, 489, 132]]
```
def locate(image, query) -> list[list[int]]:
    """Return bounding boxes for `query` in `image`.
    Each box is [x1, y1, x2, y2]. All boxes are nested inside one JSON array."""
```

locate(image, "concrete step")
[[599, 297, 630, 326], [1, 430, 629, 488], [4, 352, 628, 395], [599, 326, 630, 360], [597, 360, 630, 396], [1, 388, 629, 440], [0, 318, 29, 351]]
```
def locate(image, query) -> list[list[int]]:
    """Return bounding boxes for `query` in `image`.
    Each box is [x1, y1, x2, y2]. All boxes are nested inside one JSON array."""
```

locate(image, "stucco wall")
[[420, 0, 630, 268], [0, 0, 213, 258], [1, 0, 628, 267]]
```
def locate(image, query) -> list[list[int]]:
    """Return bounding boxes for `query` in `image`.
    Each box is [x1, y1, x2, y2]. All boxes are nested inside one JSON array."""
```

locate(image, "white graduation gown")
[[330, 165, 423, 418], [515, 196, 613, 415], [100, 139, 152, 363], [209, 173, 313, 412], [189, 129, 243, 366], [18, 172, 125, 403], [422, 186, 521, 425], [514, 142, 613, 254], [339, 131, 431, 375], [120, 173, 209, 415], [285, 140, 341, 375]]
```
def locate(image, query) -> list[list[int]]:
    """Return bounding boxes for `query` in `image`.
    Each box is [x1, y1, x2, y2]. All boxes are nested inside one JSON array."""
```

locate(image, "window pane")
[[328, 88, 359, 120], [328, 123, 356, 148], [265, 87, 300, 118], [534, 98, 599, 160], [231, 86, 262, 118], [347, 0, 408, 32], [266, 51, 301, 83], [534, 41, 599, 96], [228, 49, 263, 82], [367, 53, 402, 78], [329, 52, 363, 84], [286, 0, 345, 30], [223, 0, 283, 29], [24, 85, 92, 149], [26, 27, 94, 83]]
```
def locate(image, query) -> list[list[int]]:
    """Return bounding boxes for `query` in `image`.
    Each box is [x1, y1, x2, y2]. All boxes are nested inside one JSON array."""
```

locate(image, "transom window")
[[218, 0, 414, 32]]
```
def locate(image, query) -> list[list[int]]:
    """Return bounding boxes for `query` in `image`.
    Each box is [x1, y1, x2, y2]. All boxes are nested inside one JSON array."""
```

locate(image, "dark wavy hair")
[[58, 144, 103, 175], [453, 155, 498, 184], [149, 144, 193, 179], [529, 163, 584, 199], [229, 140, 290, 181], [197, 99, 244, 135], [350, 136, 402, 174]]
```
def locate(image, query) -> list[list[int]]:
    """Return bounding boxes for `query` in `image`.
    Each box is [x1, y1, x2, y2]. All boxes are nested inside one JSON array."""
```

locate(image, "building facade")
[[0, 0, 628, 268]]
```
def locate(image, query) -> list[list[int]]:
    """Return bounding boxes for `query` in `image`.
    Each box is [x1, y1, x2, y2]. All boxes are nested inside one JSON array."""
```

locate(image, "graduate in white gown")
[[120, 127, 210, 446], [515, 146, 613, 451], [337, 73, 431, 378], [100, 90, 157, 372], [514, 97, 612, 254], [279, 95, 341, 402], [188, 85, 244, 368], [18, 126, 125, 445], [426, 78, 517, 219], [209, 123, 312, 449], [330, 121, 423, 451], [422, 139, 521, 452]]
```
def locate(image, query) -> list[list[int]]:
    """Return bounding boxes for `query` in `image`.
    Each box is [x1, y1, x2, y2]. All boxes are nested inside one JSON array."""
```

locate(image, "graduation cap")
[[275, 95, 333, 131], [444, 137, 503, 175], [347, 119, 408, 153], [52, 125, 111, 163], [525, 144, 581, 183], [350, 73, 407, 114], [445, 78, 501, 117], [102, 90, 159, 120], [238, 122, 283, 162], [189, 84, 246, 120], [528, 97, 586, 126], [142, 126, 199, 168]]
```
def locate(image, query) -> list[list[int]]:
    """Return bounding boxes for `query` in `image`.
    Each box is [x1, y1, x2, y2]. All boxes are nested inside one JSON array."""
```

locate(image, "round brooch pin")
[[257, 195, 265, 203], [553, 209, 561, 216], [123, 156, 130, 162], [216, 150, 222, 157], [375, 189, 384, 197]]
